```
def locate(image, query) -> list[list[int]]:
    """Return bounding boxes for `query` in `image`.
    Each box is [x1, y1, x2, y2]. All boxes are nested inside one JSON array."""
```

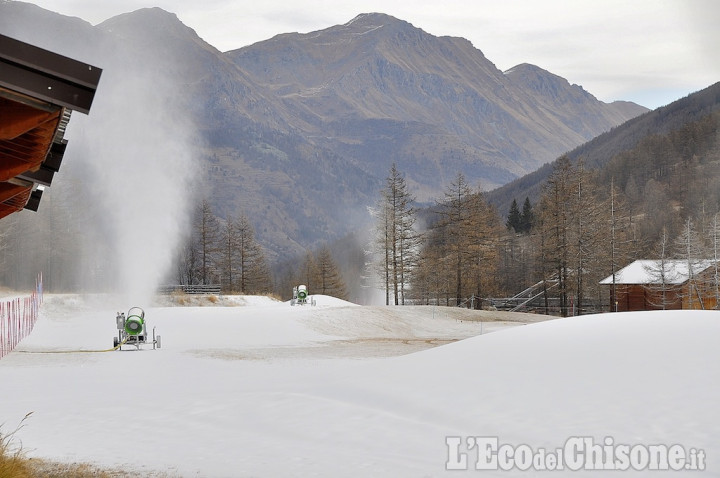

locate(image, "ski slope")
[[1, 294, 718, 477]]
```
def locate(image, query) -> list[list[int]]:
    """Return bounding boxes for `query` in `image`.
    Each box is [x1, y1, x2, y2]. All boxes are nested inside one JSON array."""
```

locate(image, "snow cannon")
[[114, 307, 161, 351], [291, 285, 316, 306], [124, 308, 145, 336]]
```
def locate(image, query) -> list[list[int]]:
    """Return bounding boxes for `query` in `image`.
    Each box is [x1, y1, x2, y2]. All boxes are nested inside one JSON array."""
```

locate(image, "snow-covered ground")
[[1, 294, 718, 477]]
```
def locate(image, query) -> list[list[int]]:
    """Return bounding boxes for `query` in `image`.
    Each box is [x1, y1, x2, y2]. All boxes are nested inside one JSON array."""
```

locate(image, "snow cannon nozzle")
[[125, 307, 145, 336]]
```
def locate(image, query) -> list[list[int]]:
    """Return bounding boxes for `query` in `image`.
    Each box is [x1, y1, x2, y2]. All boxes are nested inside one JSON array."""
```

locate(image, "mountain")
[[0, 3, 648, 258], [503, 63, 643, 139], [228, 13, 646, 198], [486, 81, 720, 219]]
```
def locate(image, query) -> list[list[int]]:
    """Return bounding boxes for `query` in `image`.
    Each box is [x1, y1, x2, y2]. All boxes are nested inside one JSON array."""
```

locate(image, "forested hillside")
[[361, 85, 719, 311], [487, 82, 720, 216]]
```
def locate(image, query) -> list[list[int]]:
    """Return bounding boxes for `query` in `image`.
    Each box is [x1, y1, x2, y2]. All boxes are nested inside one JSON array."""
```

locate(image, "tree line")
[[371, 140, 720, 315], [174, 199, 273, 294], [1, 110, 715, 309], [176, 199, 348, 300]]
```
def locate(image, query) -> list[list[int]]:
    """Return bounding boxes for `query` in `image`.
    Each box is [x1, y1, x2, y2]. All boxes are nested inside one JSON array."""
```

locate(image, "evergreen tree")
[[506, 199, 521, 233], [520, 197, 534, 233]]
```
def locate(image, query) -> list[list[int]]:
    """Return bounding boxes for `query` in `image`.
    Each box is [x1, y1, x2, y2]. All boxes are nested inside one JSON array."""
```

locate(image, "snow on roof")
[[600, 259, 717, 285]]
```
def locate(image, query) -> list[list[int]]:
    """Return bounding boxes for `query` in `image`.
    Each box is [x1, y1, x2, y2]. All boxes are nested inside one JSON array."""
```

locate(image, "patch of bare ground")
[[26, 459, 179, 477]]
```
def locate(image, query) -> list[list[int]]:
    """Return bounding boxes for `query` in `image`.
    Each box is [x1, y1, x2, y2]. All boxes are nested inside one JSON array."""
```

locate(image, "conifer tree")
[[710, 213, 720, 309], [299, 250, 319, 293], [436, 172, 473, 304], [520, 197, 534, 233], [315, 245, 348, 300], [536, 156, 576, 316], [673, 217, 706, 308], [644, 227, 676, 310], [373, 164, 420, 305], [506, 199, 522, 233], [219, 213, 271, 294], [195, 199, 221, 285]]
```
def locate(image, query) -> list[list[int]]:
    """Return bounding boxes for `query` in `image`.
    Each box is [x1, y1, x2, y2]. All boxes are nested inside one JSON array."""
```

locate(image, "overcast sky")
[[29, 0, 719, 109]]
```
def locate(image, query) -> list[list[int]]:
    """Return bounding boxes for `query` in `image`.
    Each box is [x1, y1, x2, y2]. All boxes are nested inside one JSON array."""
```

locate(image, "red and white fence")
[[0, 273, 43, 359]]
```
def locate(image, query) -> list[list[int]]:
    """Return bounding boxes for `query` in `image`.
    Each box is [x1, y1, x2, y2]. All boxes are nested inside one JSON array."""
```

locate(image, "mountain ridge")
[[228, 11, 647, 194], [1, 3, 649, 257], [485, 81, 720, 218]]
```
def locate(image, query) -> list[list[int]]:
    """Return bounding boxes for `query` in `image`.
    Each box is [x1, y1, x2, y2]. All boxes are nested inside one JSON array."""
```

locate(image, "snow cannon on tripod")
[[291, 285, 316, 306], [114, 307, 161, 350]]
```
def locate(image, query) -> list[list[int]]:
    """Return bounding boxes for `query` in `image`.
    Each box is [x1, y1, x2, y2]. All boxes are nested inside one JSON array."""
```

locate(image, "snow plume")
[[64, 48, 202, 304]]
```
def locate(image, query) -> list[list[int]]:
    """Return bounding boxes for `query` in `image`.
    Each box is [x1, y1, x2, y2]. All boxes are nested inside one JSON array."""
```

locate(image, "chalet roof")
[[0, 34, 101, 220], [599, 259, 717, 285]]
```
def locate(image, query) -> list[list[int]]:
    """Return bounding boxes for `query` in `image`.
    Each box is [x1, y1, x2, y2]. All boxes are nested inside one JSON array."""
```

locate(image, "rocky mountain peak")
[[1, 2, 651, 255], [505, 63, 595, 102], [98, 7, 212, 51]]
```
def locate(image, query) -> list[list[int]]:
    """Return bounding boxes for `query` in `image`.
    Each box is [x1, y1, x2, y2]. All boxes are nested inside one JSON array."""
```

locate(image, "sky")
[[25, 0, 720, 109]]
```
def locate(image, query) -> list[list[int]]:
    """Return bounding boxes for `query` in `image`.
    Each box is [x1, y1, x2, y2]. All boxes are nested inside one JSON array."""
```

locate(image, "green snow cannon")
[[291, 285, 314, 306], [125, 307, 145, 336]]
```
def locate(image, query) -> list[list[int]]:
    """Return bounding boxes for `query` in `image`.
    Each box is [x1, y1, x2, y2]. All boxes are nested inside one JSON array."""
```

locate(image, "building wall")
[[611, 285, 682, 312], [610, 279, 718, 311], [681, 273, 719, 310]]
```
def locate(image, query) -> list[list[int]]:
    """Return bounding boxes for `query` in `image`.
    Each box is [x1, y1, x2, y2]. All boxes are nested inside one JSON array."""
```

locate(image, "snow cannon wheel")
[[125, 315, 144, 335]]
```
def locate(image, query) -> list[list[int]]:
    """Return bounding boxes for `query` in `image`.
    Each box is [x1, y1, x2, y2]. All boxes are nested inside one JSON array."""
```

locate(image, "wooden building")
[[0, 34, 101, 220], [600, 260, 719, 311]]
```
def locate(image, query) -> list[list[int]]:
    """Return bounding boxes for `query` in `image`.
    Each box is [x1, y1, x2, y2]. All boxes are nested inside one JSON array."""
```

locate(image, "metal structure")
[[157, 284, 222, 295], [291, 285, 316, 306], [114, 307, 161, 351]]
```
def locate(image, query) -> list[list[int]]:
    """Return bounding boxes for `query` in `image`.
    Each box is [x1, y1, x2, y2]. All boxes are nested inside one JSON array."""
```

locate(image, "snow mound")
[[1, 300, 717, 477], [339, 310, 720, 474]]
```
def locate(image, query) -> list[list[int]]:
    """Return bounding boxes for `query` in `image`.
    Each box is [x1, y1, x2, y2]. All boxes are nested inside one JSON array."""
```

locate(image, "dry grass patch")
[[0, 413, 33, 478], [26, 459, 126, 477], [1, 414, 174, 478]]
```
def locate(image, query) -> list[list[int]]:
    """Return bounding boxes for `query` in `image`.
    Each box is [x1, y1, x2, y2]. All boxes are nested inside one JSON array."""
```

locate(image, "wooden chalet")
[[600, 259, 719, 311], [0, 34, 101, 220]]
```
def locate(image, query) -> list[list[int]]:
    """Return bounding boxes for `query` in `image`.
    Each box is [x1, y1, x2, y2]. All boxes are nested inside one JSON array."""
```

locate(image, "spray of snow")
[[65, 53, 201, 304]]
